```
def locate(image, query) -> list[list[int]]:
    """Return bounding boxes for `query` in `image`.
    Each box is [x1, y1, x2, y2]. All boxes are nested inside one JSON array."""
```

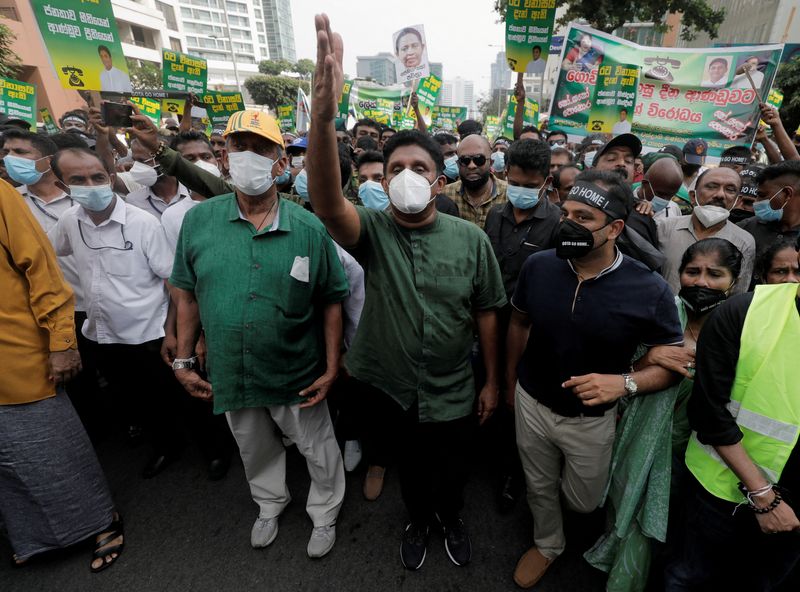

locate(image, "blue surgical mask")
[[753, 189, 787, 222], [294, 169, 309, 201], [4, 155, 48, 185], [69, 184, 114, 212], [444, 155, 459, 179], [651, 196, 670, 213], [491, 151, 505, 170], [507, 184, 540, 210], [358, 180, 389, 210], [275, 168, 291, 185]]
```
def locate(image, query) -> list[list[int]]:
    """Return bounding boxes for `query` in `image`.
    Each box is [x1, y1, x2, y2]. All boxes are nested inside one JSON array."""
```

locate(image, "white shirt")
[[162, 197, 202, 250], [100, 66, 133, 93], [125, 183, 190, 221], [526, 58, 546, 75], [21, 190, 85, 310], [334, 243, 364, 350], [683, 166, 708, 193], [731, 69, 764, 91], [612, 120, 632, 136], [49, 198, 174, 345]]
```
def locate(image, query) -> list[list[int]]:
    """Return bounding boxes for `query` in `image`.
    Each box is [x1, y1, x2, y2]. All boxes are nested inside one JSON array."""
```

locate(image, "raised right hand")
[[312, 14, 344, 122], [125, 103, 161, 153]]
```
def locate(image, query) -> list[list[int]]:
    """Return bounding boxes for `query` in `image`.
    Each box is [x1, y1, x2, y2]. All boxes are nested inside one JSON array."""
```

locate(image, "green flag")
[[277, 104, 295, 131], [200, 91, 245, 127], [0, 77, 36, 130], [163, 49, 208, 94]]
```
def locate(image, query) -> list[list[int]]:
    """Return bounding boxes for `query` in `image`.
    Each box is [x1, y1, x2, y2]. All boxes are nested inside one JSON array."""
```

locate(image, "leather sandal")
[[91, 513, 124, 573]]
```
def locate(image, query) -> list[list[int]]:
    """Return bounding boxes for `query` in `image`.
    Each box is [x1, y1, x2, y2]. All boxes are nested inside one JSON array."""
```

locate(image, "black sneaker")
[[441, 517, 472, 566], [400, 522, 429, 570]]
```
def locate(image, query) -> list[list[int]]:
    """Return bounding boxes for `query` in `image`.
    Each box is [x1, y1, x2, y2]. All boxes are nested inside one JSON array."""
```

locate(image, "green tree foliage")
[[0, 23, 20, 78], [125, 58, 162, 90], [294, 58, 315, 76], [258, 59, 294, 76], [774, 57, 800, 134], [244, 75, 310, 110], [478, 89, 510, 122], [494, 0, 725, 41]]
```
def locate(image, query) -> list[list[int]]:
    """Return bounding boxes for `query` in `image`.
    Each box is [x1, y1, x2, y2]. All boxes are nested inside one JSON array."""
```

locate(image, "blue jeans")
[[664, 479, 800, 591]]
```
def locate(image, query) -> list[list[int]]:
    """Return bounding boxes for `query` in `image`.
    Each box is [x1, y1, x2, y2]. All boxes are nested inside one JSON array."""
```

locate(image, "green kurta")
[[170, 195, 348, 414], [345, 207, 506, 423]]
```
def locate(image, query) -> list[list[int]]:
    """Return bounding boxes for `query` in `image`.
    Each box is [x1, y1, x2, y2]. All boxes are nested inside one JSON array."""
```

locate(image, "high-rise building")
[[490, 51, 511, 92], [429, 62, 443, 81], [356, 53, 397, 86], [676, 0, 798, 47], [261, 0, 296, 62], [441, 77, 476, 115]]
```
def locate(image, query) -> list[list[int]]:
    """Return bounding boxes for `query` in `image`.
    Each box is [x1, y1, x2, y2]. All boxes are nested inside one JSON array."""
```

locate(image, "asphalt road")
[[4, 420, 799, 592]]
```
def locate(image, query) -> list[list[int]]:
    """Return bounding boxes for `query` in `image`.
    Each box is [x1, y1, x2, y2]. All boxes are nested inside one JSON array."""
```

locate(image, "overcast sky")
[[290, 0, 508, 97]]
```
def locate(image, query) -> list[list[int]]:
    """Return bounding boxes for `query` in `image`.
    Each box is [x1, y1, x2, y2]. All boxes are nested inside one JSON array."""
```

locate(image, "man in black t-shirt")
[[506, 171, 683, 589]]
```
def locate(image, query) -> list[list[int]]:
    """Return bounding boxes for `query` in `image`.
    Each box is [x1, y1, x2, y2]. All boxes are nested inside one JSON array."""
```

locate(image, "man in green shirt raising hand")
[[307, 14, 507, 571]]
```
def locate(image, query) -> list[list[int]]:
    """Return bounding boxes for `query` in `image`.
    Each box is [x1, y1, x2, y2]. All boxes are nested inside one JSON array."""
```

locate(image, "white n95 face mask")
[[194, 159, 222, 177], [129, 160, 159, 187], [228, 151, 275, 196], [693, 204, 730, 228], [388, 168, 435, 214]]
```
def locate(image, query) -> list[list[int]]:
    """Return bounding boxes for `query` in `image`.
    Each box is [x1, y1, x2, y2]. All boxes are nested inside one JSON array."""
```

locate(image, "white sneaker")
[[343, 440, 362, 472], [307, 524, 336, 558], [251, 516, 279, 548]]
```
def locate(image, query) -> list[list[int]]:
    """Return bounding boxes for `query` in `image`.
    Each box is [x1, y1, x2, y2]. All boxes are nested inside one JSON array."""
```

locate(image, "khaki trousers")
[[514, 382, 616, 560], [226, 400, 345, 527]]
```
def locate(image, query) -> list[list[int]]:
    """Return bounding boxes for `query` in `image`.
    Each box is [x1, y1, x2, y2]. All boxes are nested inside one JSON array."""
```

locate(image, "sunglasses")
[[458, 155, 487, 167]]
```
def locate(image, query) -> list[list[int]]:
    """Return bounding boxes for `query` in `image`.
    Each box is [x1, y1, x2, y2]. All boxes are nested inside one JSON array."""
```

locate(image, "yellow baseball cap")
[[224, 110, 284, 148]]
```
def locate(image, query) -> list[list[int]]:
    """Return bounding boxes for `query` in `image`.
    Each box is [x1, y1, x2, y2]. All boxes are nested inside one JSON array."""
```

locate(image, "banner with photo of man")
[[431, 106, 468, 130], [550, 24, 784, 159], [31, 0, 131, 92], [392, 25, 430, 84], [414, 74, 442, 125], [504, 0, 557, 74], [0, 77, 36, 130], [585, 61, 639, 137]]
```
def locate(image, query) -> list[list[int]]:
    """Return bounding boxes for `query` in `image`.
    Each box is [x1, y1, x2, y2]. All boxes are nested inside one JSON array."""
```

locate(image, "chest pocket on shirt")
[[102, 250, 134, 277], [280, 263, 313, 318]]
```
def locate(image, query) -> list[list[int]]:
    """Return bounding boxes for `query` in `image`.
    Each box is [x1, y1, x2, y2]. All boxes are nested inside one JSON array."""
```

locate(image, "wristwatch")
[[172, 357, 196, 371], [622, 373, 638, 397]]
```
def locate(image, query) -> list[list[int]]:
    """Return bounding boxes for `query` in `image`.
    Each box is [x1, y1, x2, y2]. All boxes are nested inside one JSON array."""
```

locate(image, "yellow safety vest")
[[685, 283, 800, 503]]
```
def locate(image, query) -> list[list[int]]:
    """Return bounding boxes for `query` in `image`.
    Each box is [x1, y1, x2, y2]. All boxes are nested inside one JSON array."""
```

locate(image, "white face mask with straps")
[[387, 168, 436, 214], [228, 151, 275, 196]]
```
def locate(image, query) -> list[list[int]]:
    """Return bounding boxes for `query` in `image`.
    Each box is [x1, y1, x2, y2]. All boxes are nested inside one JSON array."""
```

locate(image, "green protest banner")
[[338, 80, 353, 119], [277, 104, 295, 131], [585, 61, 639, 136], [505, 0, 557, 74], [130, 96, 162, 126], [30, 0, 131, 92], [162, 49, 208, 94], [40, 107, 58, 134], [485, 115, 501, 139], [162, 98, 185, 117], [200, 91, 244, 127], [431, 106, 468, 130], [0, 77, 35, 130], [352, 85, 403, 126], [550, 24, 784, 160], [503, 95, 539, 137], [414, 74, 442, 125]]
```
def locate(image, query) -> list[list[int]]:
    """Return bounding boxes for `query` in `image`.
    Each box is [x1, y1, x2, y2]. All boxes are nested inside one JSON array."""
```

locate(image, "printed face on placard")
[[397, 31, 424, 68]]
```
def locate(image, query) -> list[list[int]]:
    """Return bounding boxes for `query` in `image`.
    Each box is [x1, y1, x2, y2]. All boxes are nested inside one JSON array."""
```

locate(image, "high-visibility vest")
[[685, 283, 800, 503]]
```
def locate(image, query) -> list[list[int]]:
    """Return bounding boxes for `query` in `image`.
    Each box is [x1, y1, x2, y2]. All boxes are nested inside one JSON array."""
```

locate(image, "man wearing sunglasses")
[[444, 134, 508, 227]]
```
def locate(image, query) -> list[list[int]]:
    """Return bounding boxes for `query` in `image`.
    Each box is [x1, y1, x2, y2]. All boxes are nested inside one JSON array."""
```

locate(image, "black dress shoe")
[[142, 451, 178, 479], [497, 475, 522, 514], [207, 457, 231, 481]]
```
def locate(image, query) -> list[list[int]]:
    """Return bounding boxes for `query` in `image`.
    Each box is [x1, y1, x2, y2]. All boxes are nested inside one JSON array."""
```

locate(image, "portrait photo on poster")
[[731, 53, 769, 91], [393, 24, 430, 84], [701, 55, 732, 88], [562, 32, 604, 73]]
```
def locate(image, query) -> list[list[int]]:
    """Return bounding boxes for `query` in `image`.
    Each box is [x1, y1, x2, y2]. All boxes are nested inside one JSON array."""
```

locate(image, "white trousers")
[[226, 401, 345, 527]]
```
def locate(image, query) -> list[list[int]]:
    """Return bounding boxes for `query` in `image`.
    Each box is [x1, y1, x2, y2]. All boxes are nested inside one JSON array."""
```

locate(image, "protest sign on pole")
[[431, 106, 468, 130], [485, 115, 501, 139], [162, 98, 185, 117], [200, 91, 244, 127], [585, 61, 639, 137], [277, 104, 295, 131], [30, 0, 132, 92], [338, 80, 353, 119], [549, 24, 784, 160], [392, 25, 430, 84], [503, 95, 539, 137], [505, 0, 557, 74], [163, 49, 208, 94], [352, 85, 404, 125], [40, 108, 59, 134], [130, 96, 162, 126], [296, 87, 311, 134], [0, 77, 36, 130], [414, 74, 442, 125]]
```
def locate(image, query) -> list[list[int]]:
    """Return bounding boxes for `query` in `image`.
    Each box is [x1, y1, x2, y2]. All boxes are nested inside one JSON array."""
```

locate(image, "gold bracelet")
[[153, 140, 167, 159]]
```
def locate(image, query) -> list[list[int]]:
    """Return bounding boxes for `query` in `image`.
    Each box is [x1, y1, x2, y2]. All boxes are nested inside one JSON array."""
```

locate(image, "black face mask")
[[729, 208, 754, 224], [555, 219, 597, 259], [678, 285, 729, 315]]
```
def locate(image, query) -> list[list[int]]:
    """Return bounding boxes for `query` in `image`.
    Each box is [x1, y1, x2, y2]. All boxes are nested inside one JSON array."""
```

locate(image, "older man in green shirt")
[[308, 16, 507, 571], [168, 110, 349, 560]]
